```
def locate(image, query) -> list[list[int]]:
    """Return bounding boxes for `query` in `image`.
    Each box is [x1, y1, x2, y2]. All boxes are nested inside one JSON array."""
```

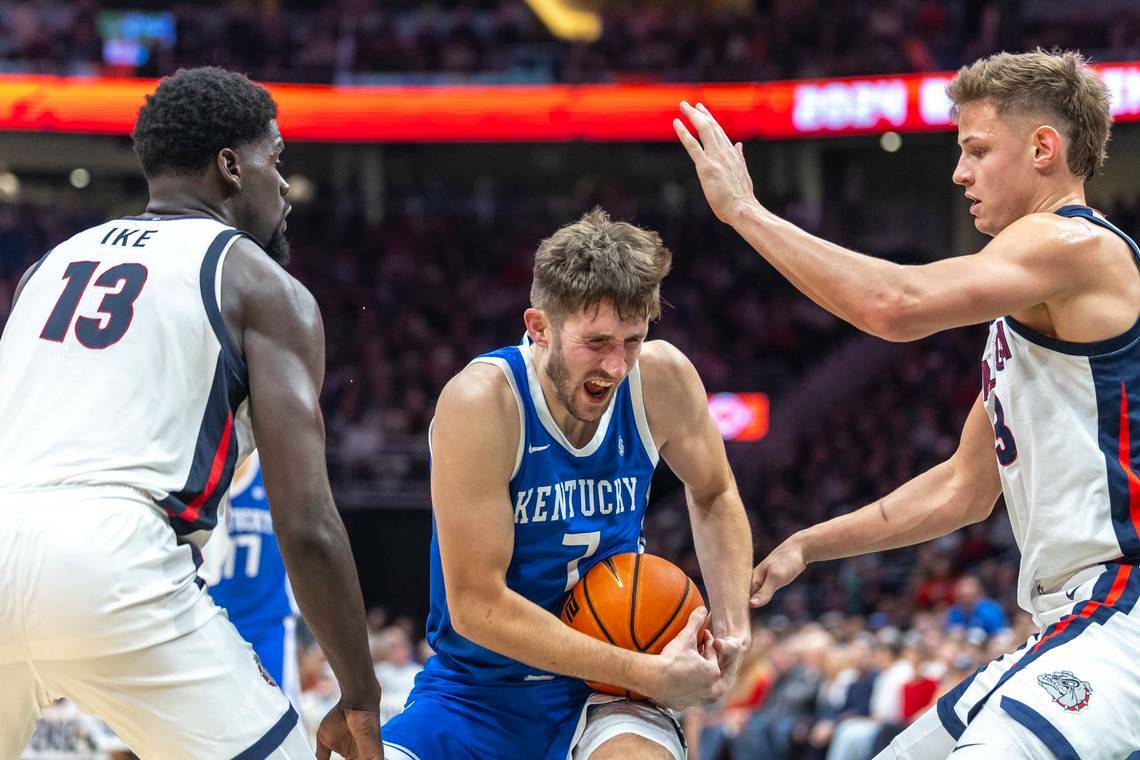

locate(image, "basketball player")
[[0, 68, 381, 759], [381, 208, 754, 760], [202, 450, 302, 711], [676, 49, 1140, 758]]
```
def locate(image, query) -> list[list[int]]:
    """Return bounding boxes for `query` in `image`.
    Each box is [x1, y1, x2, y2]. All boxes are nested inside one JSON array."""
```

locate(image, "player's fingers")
[[752, 570, 784, 608], [695, 102, 735, 152], [750, 564, 767, 606], [680, 101, 722, 148], [736, 141, 745, 158], [680, 606, 708, 644], [673, 118, 703, 160], [701, 632, 719, 665]]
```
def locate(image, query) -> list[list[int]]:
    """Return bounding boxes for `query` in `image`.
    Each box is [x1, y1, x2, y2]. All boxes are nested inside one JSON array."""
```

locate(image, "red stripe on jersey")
[[1118, 383, 1140, 542], [177, 411, 234, 522], [1030, 565, 1132, 654]]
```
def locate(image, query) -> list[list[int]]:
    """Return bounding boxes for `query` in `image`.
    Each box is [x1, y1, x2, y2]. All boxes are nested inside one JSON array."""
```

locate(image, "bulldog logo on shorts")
[[1037, 671, 1092, 712]]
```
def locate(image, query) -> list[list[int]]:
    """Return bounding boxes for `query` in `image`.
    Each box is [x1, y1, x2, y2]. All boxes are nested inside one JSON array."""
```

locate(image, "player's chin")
[[265, 228, 291, 267]]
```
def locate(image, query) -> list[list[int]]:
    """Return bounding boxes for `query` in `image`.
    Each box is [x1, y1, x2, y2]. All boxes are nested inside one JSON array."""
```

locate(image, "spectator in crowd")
[[945, 574, 1008, 636]]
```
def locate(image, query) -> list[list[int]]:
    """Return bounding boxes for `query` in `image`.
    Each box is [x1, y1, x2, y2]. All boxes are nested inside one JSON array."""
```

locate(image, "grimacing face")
[[952, 100, 1049, 236], [543, 303, 649, 424]]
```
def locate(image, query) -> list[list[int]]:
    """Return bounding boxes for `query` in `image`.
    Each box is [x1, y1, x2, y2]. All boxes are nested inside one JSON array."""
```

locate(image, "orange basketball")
[[560, 552, 706, 699]]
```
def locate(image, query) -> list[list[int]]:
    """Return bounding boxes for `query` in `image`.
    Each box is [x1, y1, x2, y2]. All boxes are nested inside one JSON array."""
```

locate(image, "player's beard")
[[545, 334, 593, 423], [265, 227, 291, 267]]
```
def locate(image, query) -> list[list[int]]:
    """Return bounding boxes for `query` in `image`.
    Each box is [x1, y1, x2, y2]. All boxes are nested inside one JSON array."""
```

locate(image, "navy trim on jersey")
[[998, 697, 1079, 760], [200, 228, 249, 380], [1056, 204, 1140, 264], [936, 663, 983, 739], [117, 213, 218, 222], [159, 354, 248, 535], [23, 247, 54, 281], [232, 705, 299, 760], [1004, 315, 1140, 357], [1090, 350, 1140, 561], [1001, 205, 1140, 357]]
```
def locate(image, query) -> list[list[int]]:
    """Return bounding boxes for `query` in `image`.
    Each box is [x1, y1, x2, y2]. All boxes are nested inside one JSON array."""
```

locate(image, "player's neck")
[[1028, 184, 1085, 217], [145, 180, 235, 227]]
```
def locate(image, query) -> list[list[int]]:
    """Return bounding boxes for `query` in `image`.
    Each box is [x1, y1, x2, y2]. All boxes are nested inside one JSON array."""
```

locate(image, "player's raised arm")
[[640, 341, 753, 687], [431, 362, 722, 710], [674, 102, 1098, 342], [223, 237, 382, 759], [751, 392, 1002, 607]]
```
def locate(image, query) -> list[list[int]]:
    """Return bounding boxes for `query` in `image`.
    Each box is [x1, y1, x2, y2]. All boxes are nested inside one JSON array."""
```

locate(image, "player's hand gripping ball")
[[560, 552, 707, 699]]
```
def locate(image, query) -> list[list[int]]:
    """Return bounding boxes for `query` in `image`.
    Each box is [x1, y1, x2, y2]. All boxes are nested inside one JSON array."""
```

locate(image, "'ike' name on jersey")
[[513, 476, 639, 525]]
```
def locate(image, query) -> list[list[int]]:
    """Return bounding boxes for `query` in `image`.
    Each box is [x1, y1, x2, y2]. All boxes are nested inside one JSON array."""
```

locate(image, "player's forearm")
[[728, 202, 914, 338], [688, 489, 752, 636], [793, 458, 985, 564], [277, 510, 380, 708], [451, 586, 657, 693]]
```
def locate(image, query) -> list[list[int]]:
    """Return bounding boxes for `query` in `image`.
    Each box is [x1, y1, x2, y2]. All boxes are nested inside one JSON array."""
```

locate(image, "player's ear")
[[523, 308, 551, 348], [217, 148, 242, 193], [1032, 125, 1064, 174]]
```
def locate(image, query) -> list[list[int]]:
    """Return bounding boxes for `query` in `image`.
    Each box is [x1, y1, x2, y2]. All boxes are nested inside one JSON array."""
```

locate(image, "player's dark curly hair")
[[132, 67, 278, 178]]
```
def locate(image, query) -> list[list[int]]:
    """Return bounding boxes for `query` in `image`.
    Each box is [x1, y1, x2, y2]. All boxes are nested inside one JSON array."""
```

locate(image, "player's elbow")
[[446, 583, 502, 642], [859, 291, 924, 342]]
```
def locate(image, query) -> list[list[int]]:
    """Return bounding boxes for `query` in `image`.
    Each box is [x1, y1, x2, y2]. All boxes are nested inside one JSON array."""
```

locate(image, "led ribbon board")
[[2, 63, 1140, 141]]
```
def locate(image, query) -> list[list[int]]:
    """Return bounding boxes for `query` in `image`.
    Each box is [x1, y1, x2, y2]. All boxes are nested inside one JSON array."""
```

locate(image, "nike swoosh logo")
[[528, 444, 550, 453], [953, 743, 984, 752], [1065, 587, 1078, 600]]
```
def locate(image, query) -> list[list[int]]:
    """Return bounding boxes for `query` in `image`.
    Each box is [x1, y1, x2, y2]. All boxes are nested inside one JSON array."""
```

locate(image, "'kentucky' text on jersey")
[[426, 336, 659, 681]]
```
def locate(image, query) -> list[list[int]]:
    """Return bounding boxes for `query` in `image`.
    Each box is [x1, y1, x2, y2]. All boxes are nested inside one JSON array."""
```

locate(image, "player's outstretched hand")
[[316, 702, 383, 760], [751, 539, 807, 608], [649, 607, 725, 710], [674, 101, 758, 225]]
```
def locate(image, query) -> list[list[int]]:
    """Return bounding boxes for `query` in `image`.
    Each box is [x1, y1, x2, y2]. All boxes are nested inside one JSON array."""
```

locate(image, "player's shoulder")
[[996, 211, 1116, 262], [223, 236, 320, 329], [432, 361, 520, 471], [437, 360, 518, 420], [636, 340, 706, 423], [637, 339, 700, 388]]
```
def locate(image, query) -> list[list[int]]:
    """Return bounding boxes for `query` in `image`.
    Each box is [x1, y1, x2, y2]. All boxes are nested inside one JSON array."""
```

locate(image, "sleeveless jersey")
[[0, 216, 254, 547], [425, 337, 659, 681], [205, 451, 297, 627], [982, 205, 1140, 619]]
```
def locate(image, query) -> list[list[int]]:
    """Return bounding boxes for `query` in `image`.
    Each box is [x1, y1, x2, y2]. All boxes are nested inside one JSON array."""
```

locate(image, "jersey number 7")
[[40, 261, 148, 349]]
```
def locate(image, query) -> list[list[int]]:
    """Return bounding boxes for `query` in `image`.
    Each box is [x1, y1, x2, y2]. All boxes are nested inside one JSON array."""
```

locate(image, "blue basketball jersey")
[[426, 337, 660, 681], [208, 452, 297, 629]]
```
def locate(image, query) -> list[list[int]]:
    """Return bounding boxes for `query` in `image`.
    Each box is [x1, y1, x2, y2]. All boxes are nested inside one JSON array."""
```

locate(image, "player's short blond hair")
[[530, 207, 672, 323], [947, 49, 1112, 181]]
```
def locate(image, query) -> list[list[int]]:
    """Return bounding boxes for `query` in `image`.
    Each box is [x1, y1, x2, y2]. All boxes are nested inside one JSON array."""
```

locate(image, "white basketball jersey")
[[982, 205, 1140, 620], [0, 216, 254, 547]]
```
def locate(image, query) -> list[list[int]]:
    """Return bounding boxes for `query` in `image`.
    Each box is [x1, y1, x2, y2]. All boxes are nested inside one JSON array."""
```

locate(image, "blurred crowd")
[[2, 0, 1139, 84]]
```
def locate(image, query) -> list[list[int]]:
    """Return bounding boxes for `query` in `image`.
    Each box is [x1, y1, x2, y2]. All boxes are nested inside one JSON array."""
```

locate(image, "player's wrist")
[[337, 677, 382, 711], [626, 651, 659, 696], [726, 197, 764, 228]]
